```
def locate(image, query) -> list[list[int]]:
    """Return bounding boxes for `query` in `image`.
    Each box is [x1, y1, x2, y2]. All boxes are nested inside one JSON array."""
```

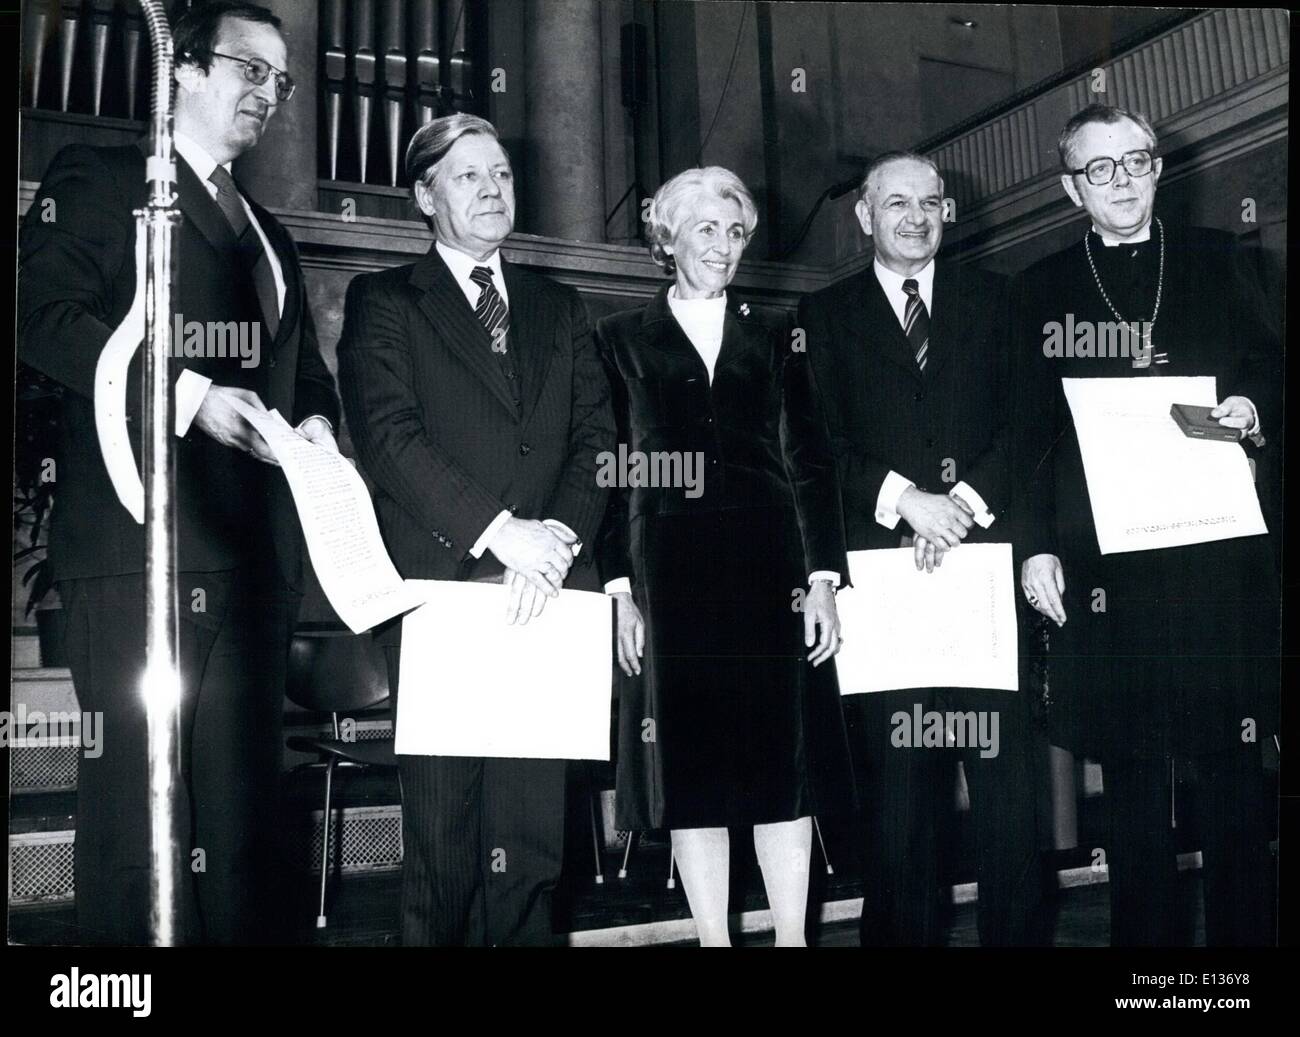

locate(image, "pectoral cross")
[[1129, 322, 1168, 370]]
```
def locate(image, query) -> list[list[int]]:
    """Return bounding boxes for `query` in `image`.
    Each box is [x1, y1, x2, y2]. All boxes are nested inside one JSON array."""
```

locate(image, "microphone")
[[826, 177, 863, 200], [776, 176, 863, 260]]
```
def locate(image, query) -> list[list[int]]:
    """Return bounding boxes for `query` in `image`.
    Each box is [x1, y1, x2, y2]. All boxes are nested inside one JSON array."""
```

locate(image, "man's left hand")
[[803, 580, 841, 668], [913, 534, 946, 573], [297, 416, 340, 453], [1210, 396, 1257, 434], [504, 568, 547, 625]]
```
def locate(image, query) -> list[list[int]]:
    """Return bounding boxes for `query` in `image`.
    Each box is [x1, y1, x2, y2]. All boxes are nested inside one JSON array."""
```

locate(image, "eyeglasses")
[[1069, 149, 1155, 186], [207, 51, 296, 101]]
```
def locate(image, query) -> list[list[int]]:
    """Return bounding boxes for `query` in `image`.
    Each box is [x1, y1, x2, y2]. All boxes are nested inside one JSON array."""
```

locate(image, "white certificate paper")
[[230, 399, 424, 634], [1061, 376, 1267, 554], [395, 579, 612, 760], [835, 544, 1018, 694]]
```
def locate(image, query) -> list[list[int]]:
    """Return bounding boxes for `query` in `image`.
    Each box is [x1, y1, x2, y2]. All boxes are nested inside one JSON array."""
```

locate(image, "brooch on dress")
[[738, 303, 750, 316]]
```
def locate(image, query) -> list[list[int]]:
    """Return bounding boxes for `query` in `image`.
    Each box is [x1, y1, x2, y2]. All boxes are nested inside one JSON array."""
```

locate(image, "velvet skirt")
[[613, 504, 856, 830]]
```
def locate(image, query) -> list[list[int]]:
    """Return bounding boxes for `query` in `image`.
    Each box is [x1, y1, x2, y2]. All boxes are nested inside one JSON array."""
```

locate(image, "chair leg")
[[588, 788, 605, 885], [317, 756, 338, 929], [812, 815, 833, 875], [667, 848, 676, 890], [618, 830, 638, 879]]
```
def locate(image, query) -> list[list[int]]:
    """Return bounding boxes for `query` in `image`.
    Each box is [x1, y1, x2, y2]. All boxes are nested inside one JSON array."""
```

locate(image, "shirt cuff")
[[808, 571, 841, 588], [951, 481, 995, 529], [470, 509, 513, 559], [604, 577, 632, 596], [174, 370, 212, 437], [875, 470, 914, 530], [542, 518, 582, 558]]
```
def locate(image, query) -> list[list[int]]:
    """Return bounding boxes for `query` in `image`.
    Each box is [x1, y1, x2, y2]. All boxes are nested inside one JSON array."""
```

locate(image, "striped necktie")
[[902, 277, 929, 372], [207, 164, 279, 340], [469, 265, 521, 409]]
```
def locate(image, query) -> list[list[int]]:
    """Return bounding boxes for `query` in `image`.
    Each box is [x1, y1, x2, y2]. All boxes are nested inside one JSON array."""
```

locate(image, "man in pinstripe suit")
[[338, 114, 614, 946], [798, 153, 1046, 945]]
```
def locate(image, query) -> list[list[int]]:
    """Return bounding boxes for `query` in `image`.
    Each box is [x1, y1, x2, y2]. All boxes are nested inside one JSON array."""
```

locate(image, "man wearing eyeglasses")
[[1009, 104, 1280, 945], [18, 1, 339, 945]]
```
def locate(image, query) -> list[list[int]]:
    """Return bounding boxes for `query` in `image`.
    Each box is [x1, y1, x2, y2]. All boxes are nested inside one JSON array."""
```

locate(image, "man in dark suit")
[[1012, 105, 1280, 945], [798, 152, 1045, 945], [17, 2, 340, 944], [337, 114, 614, 946]]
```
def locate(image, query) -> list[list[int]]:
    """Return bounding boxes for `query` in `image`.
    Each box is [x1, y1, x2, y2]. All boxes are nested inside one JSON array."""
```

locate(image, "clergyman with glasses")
[[1008, 104, 1280, 946]]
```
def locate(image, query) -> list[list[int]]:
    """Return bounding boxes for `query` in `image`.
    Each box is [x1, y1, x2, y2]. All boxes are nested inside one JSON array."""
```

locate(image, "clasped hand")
[[898, 487, 974, 553], [491, 518, 577, 625]]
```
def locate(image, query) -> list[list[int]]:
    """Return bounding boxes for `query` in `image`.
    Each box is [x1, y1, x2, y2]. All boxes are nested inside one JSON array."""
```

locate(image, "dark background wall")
[[485, 2, 1191, 263]]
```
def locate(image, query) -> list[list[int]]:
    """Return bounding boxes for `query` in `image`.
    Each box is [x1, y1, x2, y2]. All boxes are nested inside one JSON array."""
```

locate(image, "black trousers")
[[853, 687, 1047, 946], [1102, 744, 1273, 946], [385, 647, 567, 947], [60, 567, 298, 945]]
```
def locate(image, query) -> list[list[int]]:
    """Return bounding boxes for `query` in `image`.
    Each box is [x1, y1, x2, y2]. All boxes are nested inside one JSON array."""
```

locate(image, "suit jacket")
[[594, 287, 849, 589], [17, 143, 341, 588], [337, 242, 615, 641], [797, 260, 1013, 552]]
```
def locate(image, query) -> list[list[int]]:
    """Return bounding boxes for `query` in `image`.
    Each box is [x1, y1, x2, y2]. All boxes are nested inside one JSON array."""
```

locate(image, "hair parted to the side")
[[1057, 103, 1158, 169], [645, 166, 758, 275], [173, 1, 282, 73], [857, 151, 943, 203], [405, 113, 501, 188]]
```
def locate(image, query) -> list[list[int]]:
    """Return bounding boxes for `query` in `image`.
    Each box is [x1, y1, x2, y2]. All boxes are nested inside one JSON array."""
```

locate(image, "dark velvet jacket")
[[594, 287, 850, 590]]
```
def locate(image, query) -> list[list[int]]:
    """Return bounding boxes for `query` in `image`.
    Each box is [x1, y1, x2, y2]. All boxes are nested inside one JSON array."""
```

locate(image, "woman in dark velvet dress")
[[594, 167, 855, 946]]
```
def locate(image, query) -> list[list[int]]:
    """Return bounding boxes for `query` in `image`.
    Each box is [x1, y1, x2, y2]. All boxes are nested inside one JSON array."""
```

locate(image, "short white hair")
[[645, 166, 758, 272]]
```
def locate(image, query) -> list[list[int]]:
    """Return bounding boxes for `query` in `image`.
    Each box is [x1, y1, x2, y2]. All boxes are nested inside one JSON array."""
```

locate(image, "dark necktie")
[[469, 265, 521, 409], [208, 164, 280, 339], [902, 278, 929, 372]]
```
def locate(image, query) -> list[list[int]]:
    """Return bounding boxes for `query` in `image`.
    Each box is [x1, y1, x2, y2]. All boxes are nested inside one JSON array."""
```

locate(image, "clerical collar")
[[1091, 222, 1152, 247]]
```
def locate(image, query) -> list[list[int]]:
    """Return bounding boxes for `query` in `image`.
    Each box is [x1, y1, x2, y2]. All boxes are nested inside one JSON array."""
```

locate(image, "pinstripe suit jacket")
[[337, 242, 615, 639]]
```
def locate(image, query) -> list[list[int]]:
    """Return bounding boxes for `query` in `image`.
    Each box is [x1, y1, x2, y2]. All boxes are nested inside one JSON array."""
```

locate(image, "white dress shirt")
[[436, 239, 510, 310], [605, 287, 839, 595], [171, 131, 289, 437], [869, 258, 995, 532]]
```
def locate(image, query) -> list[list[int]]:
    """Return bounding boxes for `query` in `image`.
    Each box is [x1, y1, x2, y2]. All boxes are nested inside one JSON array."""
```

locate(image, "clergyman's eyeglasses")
[[1069, 149, 1155, 186]]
